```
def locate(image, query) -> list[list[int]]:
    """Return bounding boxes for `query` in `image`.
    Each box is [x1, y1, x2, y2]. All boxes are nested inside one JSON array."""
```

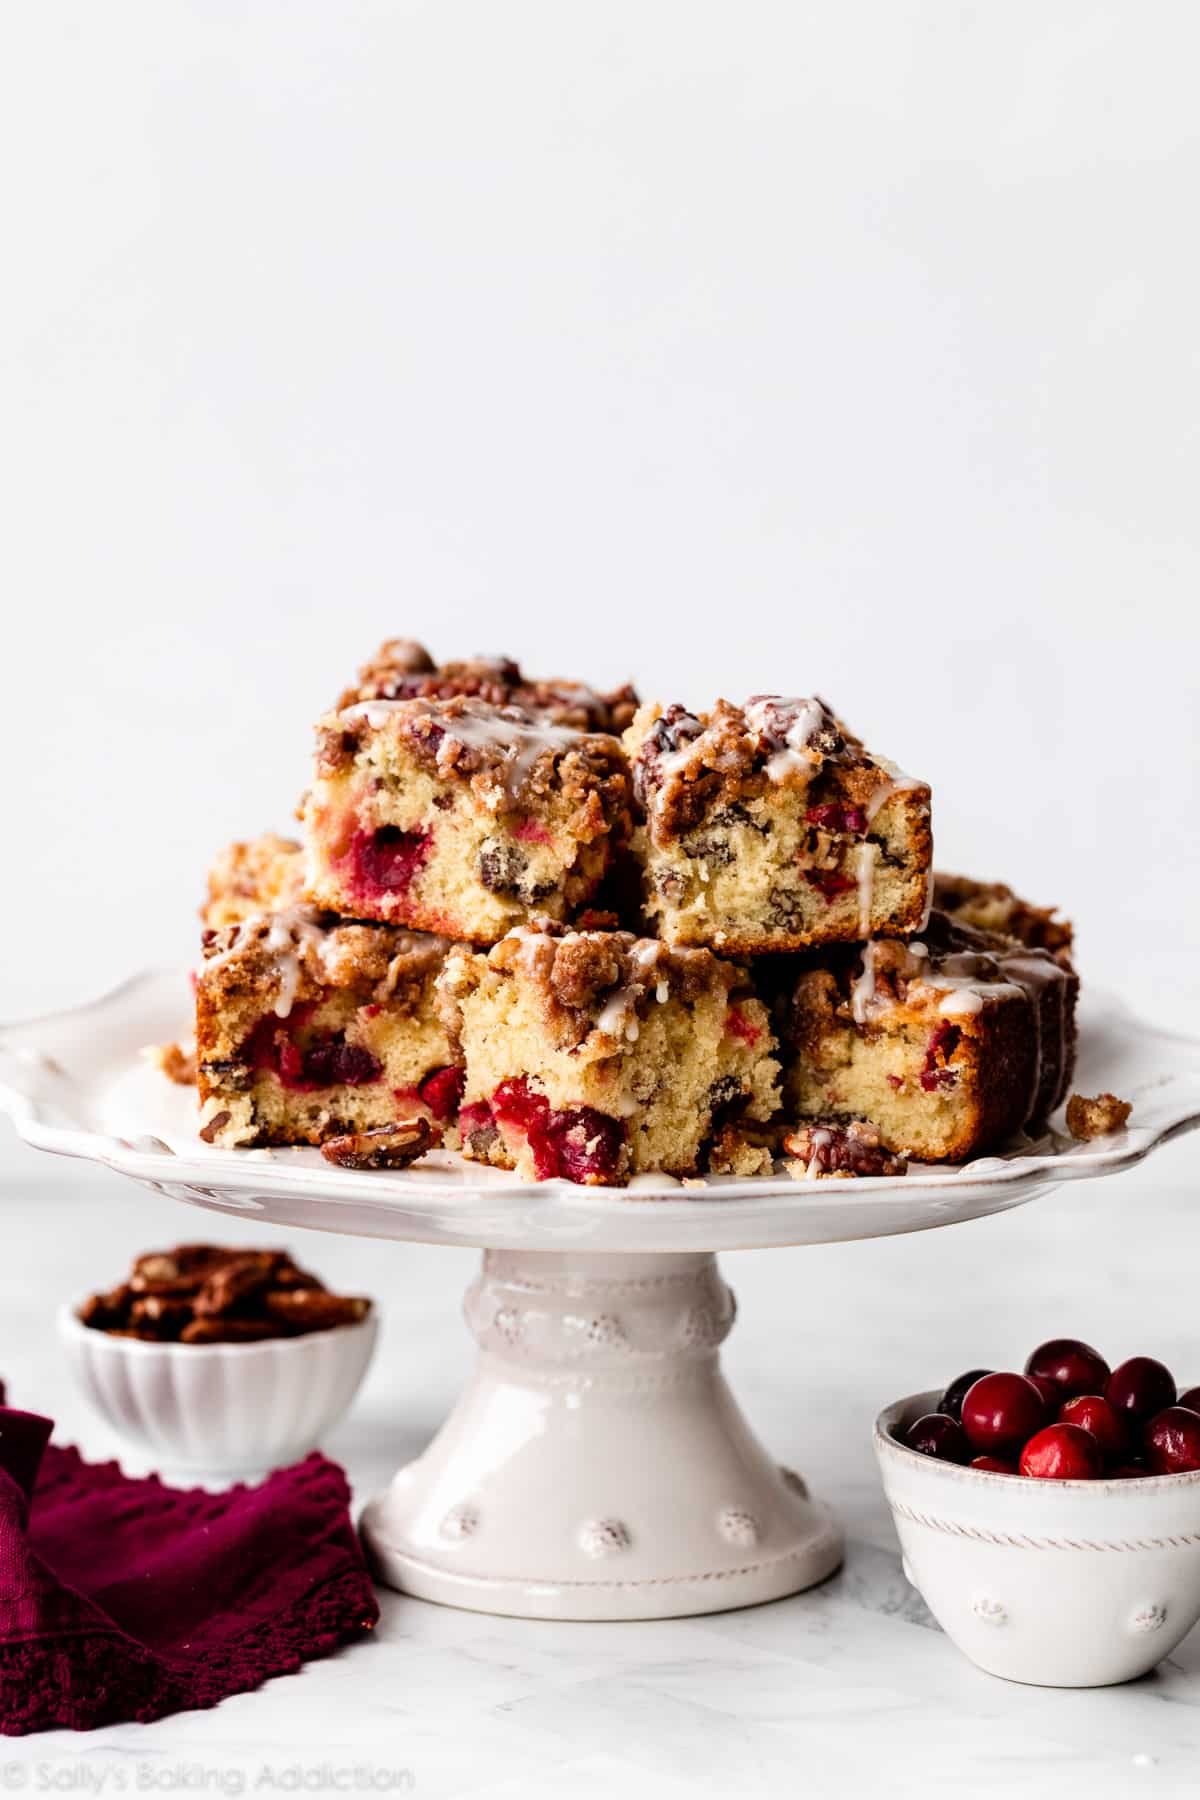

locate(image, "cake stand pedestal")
[[4, 975, 1198, 1622], [359, 1248, 840, 1619]]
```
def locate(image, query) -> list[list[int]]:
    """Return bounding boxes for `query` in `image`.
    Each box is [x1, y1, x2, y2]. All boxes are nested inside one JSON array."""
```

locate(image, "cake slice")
[[438, 925, 781, 1185], [196, 838, 460, 1148], [338, 638, 640, 733], [302, 696, 632, 943], [768, 911, 1078, 1162], [623, 697, 932, 953]]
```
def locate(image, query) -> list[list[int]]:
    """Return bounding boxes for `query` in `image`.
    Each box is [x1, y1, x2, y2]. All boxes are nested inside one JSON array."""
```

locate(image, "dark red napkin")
[[0, 1383, 379, 1734]]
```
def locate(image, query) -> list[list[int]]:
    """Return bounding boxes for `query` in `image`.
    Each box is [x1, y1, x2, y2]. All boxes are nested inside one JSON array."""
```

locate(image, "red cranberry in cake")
[[1019, 1422, 1104, 1481], [961, 1372, 1047, 1454], [337, 639, 640, 733], [1025, 1338, 1110, 1401], [438, 924, 780, 1187], [195, 845, 461, 1150], [303, 696, 632, 945], [767, 908, 1078, 1163], [623, 695, 931, 953]]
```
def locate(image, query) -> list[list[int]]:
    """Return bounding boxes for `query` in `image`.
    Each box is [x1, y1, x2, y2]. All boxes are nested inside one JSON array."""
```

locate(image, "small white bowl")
[[59, 1303, 379, 1476], [875, 1389, 1200, 1687]]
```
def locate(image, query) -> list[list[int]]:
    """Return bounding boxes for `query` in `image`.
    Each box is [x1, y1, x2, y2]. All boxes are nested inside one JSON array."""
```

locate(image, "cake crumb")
[[1066, 1092, 1132, 1140], [148, 1040, 197, 1086]]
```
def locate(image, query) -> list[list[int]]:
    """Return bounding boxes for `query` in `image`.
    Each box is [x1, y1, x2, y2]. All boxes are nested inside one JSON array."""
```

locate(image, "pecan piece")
[[263, 1290, 372, 1333], [320, 1116, 440, 1170], [784, 1119, 907, 1179]]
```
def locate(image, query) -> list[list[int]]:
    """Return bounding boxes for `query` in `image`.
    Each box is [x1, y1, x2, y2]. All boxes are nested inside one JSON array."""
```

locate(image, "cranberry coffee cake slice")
[[769, 910, 1078, 1162], [624, 697, 932, 953], [196, 841, 462, 1149], [438, 925, 781, 1186], [303, 696, 632, 944]]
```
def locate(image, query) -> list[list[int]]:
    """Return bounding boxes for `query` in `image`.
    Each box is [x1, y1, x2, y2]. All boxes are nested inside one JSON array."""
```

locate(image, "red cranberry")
[[906, 1414, 969, 1464], [492, 1076, 550, 1130], [531, 1106, 626, 1185], [725, 1006, 762, 1046], [1019, 1423, 1104, 1480], [350, 825, 431, 897], [970, 1455, 1017, 1474], [937, 1369, 993, 1425], [961, 1372, 1047, 1453], [1178, 1386, 1200, 1414], [1106, 1357, 1176, 1422], [1027, 1375, 1063, 1409], [803, 869, 857, 901], [1144, 1407, 1200, 1476], [1058, 1394, 1127, 1461], [805, 803, 867, 836], [920, 1023, 961, 1093], [1024, 1338, 1110, 1400], [418, 1064, 465, 1123], [1111, 1464, 1149, 1480]]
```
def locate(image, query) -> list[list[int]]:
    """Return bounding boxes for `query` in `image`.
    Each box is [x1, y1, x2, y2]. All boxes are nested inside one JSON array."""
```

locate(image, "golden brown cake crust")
[[339, 638, 640, 733]]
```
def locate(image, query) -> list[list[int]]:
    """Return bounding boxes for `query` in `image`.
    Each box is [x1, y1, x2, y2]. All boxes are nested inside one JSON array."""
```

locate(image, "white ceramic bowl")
[[59, 1303, 379, 1476], [875, 1389, 1200, 1687]]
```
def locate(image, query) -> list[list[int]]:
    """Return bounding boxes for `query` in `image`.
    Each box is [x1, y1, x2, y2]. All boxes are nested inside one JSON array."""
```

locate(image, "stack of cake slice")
[[192, 643, 1076, 1184]]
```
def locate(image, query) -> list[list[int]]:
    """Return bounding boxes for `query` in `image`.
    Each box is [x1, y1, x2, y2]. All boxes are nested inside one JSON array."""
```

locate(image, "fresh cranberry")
[[1027, 1374, 1063, 1408], [532, 1106, 627, 1185], [803, 869, 857, 900], [906, 1414, 969, 1464], [297, 1037, 382, 1088], [920, 1022, 961, 1093], [1144, 1407, 1200, 1476], [725, 1006, 762, 1046], [1111, 1463, 1149, 1479], [805, 803, 867, 836], [961, 1372, 1047, 1453], [1024, 1338, 1110, 1400], [1106, 1357, 1177, 1422], [348, 825, 431, 898], [970, 1455, 1017, 1474], [937, 1368, 993, 1424], [1019, 1423, 1104, 1480], [1178, 1386, 1200, 1414], [1058, 1394, 1127, 1460], [418, 1064, 465, 1122], [514, 816, 553, 845], [491, 1077, 549, 1131]]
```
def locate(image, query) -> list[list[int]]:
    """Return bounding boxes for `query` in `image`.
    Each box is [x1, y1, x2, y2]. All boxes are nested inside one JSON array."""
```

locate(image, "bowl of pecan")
[[59, 1245, 378, 1475]]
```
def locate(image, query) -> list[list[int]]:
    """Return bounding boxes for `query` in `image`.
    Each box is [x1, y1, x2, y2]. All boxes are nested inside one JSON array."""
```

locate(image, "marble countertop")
[[3, 1125, 1200, 1798]]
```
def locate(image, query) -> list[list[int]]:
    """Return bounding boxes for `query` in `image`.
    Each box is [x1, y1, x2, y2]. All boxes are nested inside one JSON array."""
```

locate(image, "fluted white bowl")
[[876, 1389, 1200, 1687], [59, 1303, 379, 1475]]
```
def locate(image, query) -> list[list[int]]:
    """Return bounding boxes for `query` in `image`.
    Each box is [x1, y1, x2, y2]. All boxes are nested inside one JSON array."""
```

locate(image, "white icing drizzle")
[[855, 841, 875, 937], [805, 1127, 833, 1181], [203, 907, 330, 1019], [849, 942, 878, 1025], [339, 697, 583, 800], [745, 697, 828, 784], [595, 942, 668, 1041]]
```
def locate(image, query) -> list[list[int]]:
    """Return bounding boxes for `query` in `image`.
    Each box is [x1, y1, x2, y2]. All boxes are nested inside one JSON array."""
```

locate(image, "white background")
[[2, 0, 1197, 1019]]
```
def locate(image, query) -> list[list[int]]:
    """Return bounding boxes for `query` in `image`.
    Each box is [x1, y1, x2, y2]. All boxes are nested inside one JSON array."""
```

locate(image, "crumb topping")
[[625, 697, 922, 843], [934, 871, 1074, 961], [783, 1118, 907, 1179], [1066, 1092, 1132, 1140], [339, 639, 639, 733], [201, 905, 450, 1016], [318, 695, 631, 813], [203, 834, 304, 929]]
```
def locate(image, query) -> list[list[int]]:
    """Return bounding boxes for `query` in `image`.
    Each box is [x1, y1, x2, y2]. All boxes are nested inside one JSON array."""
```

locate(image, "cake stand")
[[3, 974, 1199, 1621]]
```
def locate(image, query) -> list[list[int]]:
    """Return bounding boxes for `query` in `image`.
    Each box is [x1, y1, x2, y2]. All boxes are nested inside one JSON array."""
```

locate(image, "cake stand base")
[[359, 1249, 842, 1620]]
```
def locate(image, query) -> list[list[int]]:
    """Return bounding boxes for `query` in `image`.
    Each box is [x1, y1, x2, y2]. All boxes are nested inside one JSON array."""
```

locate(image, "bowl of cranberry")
[[875, 1338, 1200, 1686]]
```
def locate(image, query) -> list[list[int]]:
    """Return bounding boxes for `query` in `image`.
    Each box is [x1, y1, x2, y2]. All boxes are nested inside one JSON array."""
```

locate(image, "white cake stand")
[[3, 973, 1199, 1621]]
